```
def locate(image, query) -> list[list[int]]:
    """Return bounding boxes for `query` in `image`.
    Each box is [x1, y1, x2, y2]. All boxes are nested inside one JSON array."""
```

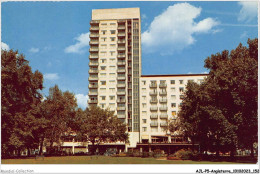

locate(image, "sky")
[[1, 1, 258, 109]]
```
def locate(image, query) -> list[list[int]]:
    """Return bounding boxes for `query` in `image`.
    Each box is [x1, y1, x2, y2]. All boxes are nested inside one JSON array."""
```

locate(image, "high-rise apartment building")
[[88, 8, 142, 148]]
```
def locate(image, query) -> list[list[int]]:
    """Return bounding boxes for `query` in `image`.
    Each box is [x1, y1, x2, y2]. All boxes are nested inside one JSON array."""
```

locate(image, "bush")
[[141, 152, 149, 158], [173, 149, 196, 160], [133, 149, 142, 157], [153, 149, 163, 158]]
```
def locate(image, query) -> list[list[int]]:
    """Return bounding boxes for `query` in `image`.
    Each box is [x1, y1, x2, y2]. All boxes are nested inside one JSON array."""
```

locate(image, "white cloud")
[[44, 73, 59, 80], [1, 42, 10, 51], [65, 32, 90, 54], [75, 94, 89, 109], [29, 47, 39, 53], [240, 31, 248, 39], [142, 3, 219, 55], [201, 71, 209, 74], [142, 14, 147, 20], [238, 1, 258, 23]]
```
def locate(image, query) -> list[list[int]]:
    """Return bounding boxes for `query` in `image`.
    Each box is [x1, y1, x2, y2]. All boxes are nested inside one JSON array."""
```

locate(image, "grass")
[[1, 156, 248, 164]]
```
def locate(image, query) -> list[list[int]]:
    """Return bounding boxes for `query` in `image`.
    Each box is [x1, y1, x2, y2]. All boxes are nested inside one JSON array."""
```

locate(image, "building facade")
[[88, 8, 142, 148], [85, 7, 208, 152]]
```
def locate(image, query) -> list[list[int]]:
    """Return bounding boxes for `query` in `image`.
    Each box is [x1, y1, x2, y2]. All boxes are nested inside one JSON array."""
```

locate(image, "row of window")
[[142, 79, 203, 85], [141, 87, 185, 93]]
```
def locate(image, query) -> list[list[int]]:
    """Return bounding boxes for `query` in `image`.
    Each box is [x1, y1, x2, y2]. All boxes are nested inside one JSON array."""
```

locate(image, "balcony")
[[89, 54, 98, 59], [149, 83, 157, 88], [89, 62, 98, 66], [150, 122, 158, 127], [160, 122, 168, 127], [118, 25, 126, 30], [88, 91, 98, 95], [117, 69, 126, 73], [118, 54, 126, 58], [89, 47, 99, 52], [117, 91, 126, 95], [118, 40, 126, 44], [117, 62, 126, 66], [159, 83, 167, 88], [117, 47, 126, 51], [89, 33, 99, 38], [159, 107, 168, 111], [117, 84, 126, 88], [89, 40, 99, 45], [150, 99, 158, 103], [159, 98, 167, 103], [117, 99, 126, 103], [90, 20, 99, 25], [118, 19, 126, 23], [88, 76, 98, 81], [88, 99, 98, 103], [88, 84, 98, 88], [150, 114, 158, 119], [118, 33, 126, 37], [117, 76, 126, 80], [117, 107, 126, 111], [117, 114, 126, 119], [160, 114, 168, 119], [149, 91, 157, 95], [150, 107, 158, 111], [90, 26, 99, 31], [159, 91, 167, 95], [89, 69, 98, 74]]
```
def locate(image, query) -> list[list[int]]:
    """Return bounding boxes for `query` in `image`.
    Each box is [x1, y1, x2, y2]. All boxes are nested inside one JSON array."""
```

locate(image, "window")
[[100, 59, 106, 63], [110, 23, 116, 25], [142, 80, 146, 85], [110, 30, 116, 34], [171, 80, 175, 84], [101, 23, 107, 26], [179, 80, 184, 84], [142, 103, 147, 108], [109, 80, 115, 84], [100, 51, 106, 56], [110, 51, 115, 56], [110, 37, 115, 41], [101, 81, 106, 85], [151, 127, 158, 132], [142, 88, 146, 93], [109, 96, 115, 100], [171, 103, 176, 108], [188, 80, 194, 83], [179, 87, 184, 92], [101, 96, 106, 100], [180, 95, 184, 99], [109, 88, 115, 93], [142, 96, 146, 100], [142, 127, 147, 132], [172, 111, 176, 116], [142, 119, 147, 124], [101, 44, 107, 49], [101, 37, 106, 42], [171, 87, 176, 92], [100, 88, 106, 93], [102, 30, 106, 35], [100, 73, 106, 77], [110, 58, 115, 62], [101, 66, 106, 70], [142, 111, 147, 115], [109, 73, 116, 77], [109, 66, 116, 70], [100, 103, 105, 109], [171, 95, 176, 100], [110, 44, 116, 48]]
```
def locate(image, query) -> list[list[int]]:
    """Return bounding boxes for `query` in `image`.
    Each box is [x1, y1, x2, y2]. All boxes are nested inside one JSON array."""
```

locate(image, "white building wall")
[[139, 75, 207, 143]]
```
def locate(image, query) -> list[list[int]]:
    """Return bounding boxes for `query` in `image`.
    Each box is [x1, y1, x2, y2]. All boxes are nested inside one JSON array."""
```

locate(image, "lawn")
[[1, 156, 246, 164]]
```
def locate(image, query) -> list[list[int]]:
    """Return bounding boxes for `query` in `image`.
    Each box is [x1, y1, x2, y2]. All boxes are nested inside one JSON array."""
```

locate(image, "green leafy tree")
[[1, 50, 43, 157], [75, 106, 128, 154], [40, 85, 78, 154]]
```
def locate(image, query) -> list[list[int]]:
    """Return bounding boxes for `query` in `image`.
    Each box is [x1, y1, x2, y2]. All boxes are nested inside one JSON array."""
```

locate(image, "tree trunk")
[[39, 137, 44, 155], [250, 142, 254, 158], [92, 140, 95, 155], [27, 147, 31, 157]]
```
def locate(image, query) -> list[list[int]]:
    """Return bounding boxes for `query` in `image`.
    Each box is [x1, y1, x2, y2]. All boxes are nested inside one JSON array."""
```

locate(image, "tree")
[[75, 106, 129, 154], [40, 85, 78, 154], [1, 49, 43, 157], [175, 38, 258, 158]]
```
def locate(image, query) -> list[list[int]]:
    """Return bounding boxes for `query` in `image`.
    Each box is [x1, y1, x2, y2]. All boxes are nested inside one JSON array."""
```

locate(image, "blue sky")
[[1, 1, 258, 108]]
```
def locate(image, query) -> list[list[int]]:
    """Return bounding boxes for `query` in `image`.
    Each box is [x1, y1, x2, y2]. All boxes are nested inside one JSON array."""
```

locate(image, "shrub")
[[174, 149, 195, 160], [153, 149, 163, 158], [141, 152, 149, 158], [133, 149, 141, 157]]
